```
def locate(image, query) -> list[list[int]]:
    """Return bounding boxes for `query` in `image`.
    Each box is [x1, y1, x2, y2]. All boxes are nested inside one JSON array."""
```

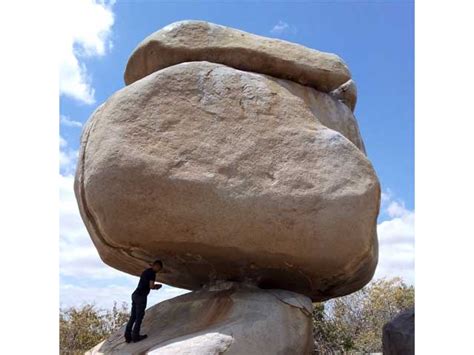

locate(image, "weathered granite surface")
[[75, 61, 379, 301], [86, 283, 313, 355]]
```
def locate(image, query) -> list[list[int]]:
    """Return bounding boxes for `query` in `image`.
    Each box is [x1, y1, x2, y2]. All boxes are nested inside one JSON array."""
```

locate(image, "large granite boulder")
[[86, 282, 313, 355], [74, 60, 380, 301], [382, 308, 415, 355], [124, 20, 356, 110]]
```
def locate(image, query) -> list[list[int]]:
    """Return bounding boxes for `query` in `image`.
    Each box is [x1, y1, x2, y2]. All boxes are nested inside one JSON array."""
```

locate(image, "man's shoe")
[[124, 333, 132, 343], [132, 334, 148, 343]]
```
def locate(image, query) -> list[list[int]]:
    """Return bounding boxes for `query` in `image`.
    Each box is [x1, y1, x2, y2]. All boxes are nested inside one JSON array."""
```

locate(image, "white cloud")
[[374, 194, 414, 285], [61, 115, 83, 128], [59, 139, 78, 175], [60, 135, 67, 148], [60, 283, 134, 309], [270, 20, 297, 35], [381, 188, 393, 204], [386, 200, 409, 219], [59, 0, 115, 104], [60, 173, 126, 280], [60, 282, 189, 310]]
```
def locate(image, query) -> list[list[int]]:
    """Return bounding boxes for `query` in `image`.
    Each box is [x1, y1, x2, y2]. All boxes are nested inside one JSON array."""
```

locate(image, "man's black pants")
[[125, 293, 147, 338]]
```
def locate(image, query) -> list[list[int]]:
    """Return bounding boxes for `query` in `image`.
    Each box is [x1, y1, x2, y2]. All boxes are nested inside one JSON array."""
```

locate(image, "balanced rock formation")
[[86, 282, 313, 355], [75, 21, 380, 302], [382, 308, 415, 355], [77, 19, 381, 355]]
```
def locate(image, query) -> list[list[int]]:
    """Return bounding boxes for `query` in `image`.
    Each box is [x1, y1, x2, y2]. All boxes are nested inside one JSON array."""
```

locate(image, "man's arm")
[[148, 271, 162, 290], [149, 280, 162, 289]]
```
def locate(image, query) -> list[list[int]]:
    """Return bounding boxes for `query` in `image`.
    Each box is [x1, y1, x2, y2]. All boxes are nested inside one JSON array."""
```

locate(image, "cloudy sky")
[[60, 0, 414, 309]]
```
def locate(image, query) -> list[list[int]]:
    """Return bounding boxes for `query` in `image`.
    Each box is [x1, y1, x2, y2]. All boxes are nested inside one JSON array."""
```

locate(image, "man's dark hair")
[[152, 259, 163, 268]]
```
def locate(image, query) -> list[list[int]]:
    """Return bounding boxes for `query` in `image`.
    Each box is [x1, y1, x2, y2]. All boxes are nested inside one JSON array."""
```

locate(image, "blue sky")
[[60, 0, 414, 309]]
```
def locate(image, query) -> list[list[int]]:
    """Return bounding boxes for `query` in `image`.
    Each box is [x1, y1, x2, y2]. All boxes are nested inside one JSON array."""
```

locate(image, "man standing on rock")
[[124, 260, 163, 343]]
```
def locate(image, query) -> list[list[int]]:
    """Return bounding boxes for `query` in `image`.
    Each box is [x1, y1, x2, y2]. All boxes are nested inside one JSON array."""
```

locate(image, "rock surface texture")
[[75, 59, 379, 301], [124, 20, 354, 109], [86, 282, 313, 355], [382, 308, 415, 355]]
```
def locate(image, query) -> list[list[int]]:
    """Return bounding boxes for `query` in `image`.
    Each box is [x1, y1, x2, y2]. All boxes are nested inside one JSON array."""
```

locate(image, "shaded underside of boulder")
[[75, 61, 380, 301], [382, 307, 415, 355], [86, 283, 313, 355], [124, 20, 354, 108]]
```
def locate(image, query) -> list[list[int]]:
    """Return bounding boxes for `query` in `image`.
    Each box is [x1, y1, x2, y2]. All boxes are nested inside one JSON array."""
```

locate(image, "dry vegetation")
[[313, 277, 414, 354]]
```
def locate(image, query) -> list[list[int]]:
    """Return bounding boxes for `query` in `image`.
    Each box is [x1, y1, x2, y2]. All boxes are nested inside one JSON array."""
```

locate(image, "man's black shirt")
[[133, 268, 156, 297]]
